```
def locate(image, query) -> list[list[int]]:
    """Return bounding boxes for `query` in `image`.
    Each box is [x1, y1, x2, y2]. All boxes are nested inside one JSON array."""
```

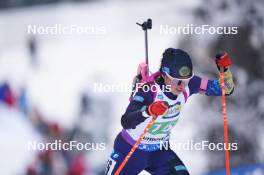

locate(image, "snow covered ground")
[[0, 104, 40, 175], [0, 0, 210, 174]]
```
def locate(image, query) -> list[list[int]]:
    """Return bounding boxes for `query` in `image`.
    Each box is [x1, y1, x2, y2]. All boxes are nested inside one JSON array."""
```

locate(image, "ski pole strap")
[[219, 69, 234, 95]]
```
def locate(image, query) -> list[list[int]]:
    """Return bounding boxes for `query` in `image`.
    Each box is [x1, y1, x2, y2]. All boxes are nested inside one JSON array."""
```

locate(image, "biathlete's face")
[[163, 72, 192, 95]]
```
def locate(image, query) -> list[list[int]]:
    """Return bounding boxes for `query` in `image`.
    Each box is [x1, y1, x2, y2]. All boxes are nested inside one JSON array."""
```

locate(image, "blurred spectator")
[[0, 82, 16, 107], [27, 36, 38, 68], [25, 107, 95, 175], [29, 107, 50, 135], [26, 165, 38, 175], [68, 154, 86, 175], [18, 87, 29, 115], [79, 93, 91, 117]]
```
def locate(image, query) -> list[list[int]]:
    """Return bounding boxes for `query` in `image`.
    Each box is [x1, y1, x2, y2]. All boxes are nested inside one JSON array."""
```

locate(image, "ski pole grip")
[[136, 19, 152, 31]]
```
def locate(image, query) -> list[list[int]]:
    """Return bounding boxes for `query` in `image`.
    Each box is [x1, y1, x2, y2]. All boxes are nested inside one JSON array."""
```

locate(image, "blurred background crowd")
[[0, 0, 263, 175]]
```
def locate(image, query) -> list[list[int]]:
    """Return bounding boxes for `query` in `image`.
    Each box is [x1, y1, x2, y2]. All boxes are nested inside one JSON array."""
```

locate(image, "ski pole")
[[129, 19, 152, 99], [115, 19, 154, 175], [114, 117, 156, 175], [219, 66, 231, 175], [136, 18, 152, 75]]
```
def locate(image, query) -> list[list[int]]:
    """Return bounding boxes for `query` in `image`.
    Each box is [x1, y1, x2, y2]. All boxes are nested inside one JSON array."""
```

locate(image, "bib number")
[[148, 120, 178, 135]]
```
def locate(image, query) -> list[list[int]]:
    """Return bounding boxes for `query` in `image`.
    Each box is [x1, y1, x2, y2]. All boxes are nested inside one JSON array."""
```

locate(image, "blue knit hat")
[[160, 48, 193, 79]]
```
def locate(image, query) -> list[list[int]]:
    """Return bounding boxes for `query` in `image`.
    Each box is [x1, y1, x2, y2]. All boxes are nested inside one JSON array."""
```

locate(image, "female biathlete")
[[105, 48, 234, 175]]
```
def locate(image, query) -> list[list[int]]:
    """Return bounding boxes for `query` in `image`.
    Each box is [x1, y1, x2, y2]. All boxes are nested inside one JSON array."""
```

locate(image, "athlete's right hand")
[[147, 101, 169, 118]]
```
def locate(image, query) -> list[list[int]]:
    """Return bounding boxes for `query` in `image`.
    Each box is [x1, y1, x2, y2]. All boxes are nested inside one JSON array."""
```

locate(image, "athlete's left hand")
[[215, 52, 232, 71]]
